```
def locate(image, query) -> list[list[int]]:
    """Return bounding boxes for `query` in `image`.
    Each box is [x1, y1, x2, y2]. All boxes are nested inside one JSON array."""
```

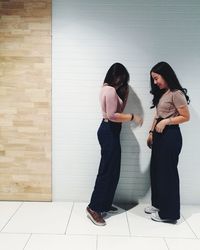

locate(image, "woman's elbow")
[[184, 114, 190, 122], [107, 113, 118, 121]]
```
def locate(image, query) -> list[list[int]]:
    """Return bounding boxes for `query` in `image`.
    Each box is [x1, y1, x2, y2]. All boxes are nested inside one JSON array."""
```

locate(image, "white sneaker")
[[151, 211, 177, 224], [144, 206, 159, 214]]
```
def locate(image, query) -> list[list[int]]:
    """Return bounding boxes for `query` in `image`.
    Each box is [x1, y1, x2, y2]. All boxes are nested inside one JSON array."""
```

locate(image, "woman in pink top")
[[145, 62, 190, 223], [86, 63, 143, 226]]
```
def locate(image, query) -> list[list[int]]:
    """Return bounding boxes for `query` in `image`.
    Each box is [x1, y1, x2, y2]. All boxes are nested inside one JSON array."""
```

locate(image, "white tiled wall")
[[52, 0, 200, 204]]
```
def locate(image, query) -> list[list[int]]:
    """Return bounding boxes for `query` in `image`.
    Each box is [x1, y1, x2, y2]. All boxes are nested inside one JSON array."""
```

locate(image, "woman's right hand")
[[147, 133, 153, 149], [133, 114, 143, 126]]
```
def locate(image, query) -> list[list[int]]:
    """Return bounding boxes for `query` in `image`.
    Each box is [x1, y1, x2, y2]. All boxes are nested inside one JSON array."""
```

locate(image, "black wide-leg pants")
[[89, 120, 122, 213], [150, 125, 182, 220]]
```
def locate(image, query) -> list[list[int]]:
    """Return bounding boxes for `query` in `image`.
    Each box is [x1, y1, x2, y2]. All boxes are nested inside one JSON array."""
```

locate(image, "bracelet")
[[149, 130, 153, 134], [130, 113, 134, 121]]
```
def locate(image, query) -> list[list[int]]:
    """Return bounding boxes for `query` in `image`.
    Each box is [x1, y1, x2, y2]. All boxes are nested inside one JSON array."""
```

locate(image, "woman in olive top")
[[86, 63, 143, 226], [145, 62, 190, 223]]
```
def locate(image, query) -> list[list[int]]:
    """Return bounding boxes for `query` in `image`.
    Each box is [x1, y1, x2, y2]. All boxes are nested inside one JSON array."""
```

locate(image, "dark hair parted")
[[104, 62, 129, 102], [150, 61, 190, 108]]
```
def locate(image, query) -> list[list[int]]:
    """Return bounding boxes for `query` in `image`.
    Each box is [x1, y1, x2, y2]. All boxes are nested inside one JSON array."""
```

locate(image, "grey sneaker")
[[144, 206, 159, 214], [151, 211, 177, 224], [86, 207, 106, 226]]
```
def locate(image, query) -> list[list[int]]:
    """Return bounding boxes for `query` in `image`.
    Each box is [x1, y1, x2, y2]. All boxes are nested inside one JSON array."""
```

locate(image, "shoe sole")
[[144, 210, 152, 214], [144, 210, 159, 214], [86, 210, 106, 226], [151, 217, 177, 224]]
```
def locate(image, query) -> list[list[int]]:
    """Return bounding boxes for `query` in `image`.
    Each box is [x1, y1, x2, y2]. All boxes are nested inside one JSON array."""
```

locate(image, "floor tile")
[[98, 236, 168, 250], [24, 234, 96, 250], [127, 204, 196, 238], [0, 233, 30, 250], [0, 202, 22, 231], [2, 202, 73, 234], [67, 202, 129, 236], [181, 205, 200, 238], [166, 238, 200, 250]]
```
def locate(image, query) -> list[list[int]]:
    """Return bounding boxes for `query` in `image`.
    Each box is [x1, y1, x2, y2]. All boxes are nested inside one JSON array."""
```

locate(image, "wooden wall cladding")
[[0, 0, 52, 201]]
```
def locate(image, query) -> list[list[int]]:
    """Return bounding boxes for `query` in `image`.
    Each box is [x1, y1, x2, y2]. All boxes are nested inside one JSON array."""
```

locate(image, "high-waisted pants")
[[89, 119, 122, 213], [150, 124, 182, 220]]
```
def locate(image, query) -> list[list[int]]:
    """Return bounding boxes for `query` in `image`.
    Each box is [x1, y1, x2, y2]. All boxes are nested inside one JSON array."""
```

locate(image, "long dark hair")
[[104, 62, 129, 102], [150, 61, 190, 108]]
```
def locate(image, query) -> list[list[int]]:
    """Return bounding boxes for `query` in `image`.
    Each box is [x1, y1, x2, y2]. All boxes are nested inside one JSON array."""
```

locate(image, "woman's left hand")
[[155, 119, 169, 133]]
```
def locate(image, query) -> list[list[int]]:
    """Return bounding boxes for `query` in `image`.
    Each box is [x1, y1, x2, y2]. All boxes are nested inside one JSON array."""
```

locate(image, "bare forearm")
[[166, 115, 190, 125], [109, 113, 132, 123], [165, 106, 190, 125]]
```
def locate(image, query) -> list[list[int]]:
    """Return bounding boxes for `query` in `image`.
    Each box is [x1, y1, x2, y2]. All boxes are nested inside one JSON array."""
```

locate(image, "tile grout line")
[[181, 214, 199, 239], [125, 211, 131, 237], [64, 202, 75, 235], [23, 233, 32, 250], [0, 202, 24, 233], [163, 238, 170, 250], [7, 232, 195, 239], [96, 235, 98, 250]]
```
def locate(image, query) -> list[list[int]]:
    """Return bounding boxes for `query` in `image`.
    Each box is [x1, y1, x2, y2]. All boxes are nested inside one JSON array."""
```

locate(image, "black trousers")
[[89, 119, 122, 213], [150, 125, 182, 220]]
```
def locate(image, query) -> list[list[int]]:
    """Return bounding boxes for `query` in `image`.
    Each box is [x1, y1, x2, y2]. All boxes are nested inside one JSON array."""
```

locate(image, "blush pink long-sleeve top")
[[100, 85, 126, 121]]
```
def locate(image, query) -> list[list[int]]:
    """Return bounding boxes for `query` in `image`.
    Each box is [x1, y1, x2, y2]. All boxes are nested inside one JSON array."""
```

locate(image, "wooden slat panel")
[[0, 0, 51, 201]]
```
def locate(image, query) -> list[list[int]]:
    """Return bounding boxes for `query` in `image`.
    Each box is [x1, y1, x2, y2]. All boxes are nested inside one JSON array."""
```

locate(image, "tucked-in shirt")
[[156, 89, 187, 119], [100, 85, 125, 120]]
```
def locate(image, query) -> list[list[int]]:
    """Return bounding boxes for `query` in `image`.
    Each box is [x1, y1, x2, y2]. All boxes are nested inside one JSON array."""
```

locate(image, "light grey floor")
[[0, 201, 200, 250]]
